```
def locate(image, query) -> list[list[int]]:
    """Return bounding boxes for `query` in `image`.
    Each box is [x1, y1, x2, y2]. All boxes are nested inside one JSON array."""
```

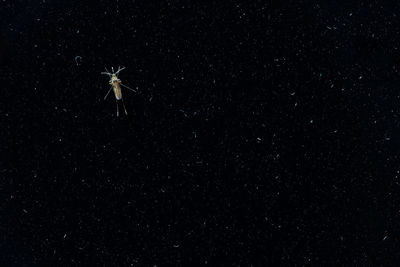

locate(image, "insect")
[[101, 66, 137, 117]]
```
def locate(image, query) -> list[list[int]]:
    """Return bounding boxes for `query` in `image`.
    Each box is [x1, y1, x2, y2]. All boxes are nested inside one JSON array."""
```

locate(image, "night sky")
[[2, 0, 400, 266]]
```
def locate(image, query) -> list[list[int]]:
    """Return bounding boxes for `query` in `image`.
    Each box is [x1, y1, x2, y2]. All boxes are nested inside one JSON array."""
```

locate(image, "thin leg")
[[116, 100, 119, 117], [120, 83, 137, 92], [104, 86, 113, 100], [121, 98, 128, 115]]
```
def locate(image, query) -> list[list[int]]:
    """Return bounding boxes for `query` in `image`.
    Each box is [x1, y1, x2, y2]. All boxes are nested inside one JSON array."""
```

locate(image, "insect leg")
[[121, 97, 128, 115], [104, 86, 113, 100], [115, 66, 125, 74], [101, 71, 112, 76], [120, 83, 137, 92], [116, 99, 119, 117]]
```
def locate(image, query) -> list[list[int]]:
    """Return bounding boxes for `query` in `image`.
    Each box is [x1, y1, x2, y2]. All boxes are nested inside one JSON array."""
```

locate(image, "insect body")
[[101, 66, 137, 117]]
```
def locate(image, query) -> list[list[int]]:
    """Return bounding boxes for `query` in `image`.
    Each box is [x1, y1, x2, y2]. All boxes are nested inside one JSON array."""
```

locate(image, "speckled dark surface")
[[2, 0, 400, 266]]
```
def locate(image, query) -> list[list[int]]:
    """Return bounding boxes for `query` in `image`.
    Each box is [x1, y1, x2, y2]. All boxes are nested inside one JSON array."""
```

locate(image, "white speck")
[[349, 12, 353, 16], [23, 209, 28, 213], [310, 119, 313, 124], [290, 92, 296, 96], [173, 244, 180, 248], [179, 110, 188, 117], [358, 76, 363, 80], [256, 137, 261, 143], [383, 235, 388, 241], [76, 29, 80, 34], [63, 234, 67, 239], [386, 137, 391, 141]]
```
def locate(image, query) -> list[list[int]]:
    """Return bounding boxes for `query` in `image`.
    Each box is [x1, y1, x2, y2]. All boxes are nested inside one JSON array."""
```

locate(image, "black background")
[[2, 0, 400, 265]]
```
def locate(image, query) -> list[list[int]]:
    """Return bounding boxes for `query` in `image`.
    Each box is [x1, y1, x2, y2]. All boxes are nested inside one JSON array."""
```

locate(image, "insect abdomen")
[[113, 85, 122, 100]]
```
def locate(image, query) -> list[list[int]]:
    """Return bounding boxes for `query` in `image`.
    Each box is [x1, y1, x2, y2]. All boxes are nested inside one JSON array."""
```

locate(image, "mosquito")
[[101, 66, 137, 117]]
